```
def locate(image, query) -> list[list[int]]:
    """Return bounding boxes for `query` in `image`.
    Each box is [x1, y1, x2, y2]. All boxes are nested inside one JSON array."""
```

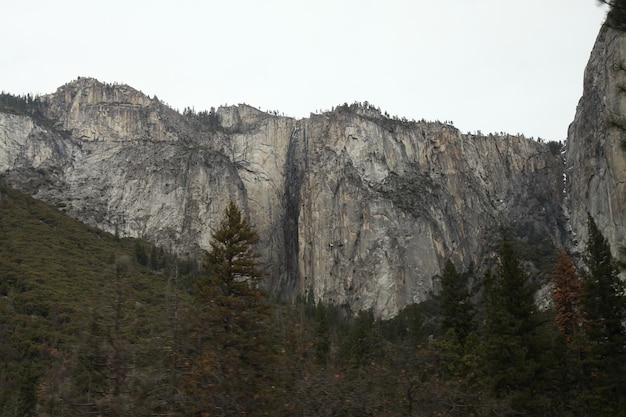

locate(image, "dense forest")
[[0, 182, 625, 417]]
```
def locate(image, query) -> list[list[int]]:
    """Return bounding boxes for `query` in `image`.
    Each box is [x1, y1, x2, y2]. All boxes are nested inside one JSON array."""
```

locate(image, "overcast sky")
[[1, 0, 608, 141]]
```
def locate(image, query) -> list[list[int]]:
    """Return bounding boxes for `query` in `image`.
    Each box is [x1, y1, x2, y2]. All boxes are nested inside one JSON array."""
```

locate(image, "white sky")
[[1, 0, 608, 141]]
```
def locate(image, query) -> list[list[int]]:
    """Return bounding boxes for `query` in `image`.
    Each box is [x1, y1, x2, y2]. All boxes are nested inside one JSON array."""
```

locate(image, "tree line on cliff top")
[[599, 0, 626, 30]]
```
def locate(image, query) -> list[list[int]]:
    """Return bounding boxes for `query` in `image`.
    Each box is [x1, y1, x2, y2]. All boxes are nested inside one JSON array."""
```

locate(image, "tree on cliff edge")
[[598, 0, 626, 30]]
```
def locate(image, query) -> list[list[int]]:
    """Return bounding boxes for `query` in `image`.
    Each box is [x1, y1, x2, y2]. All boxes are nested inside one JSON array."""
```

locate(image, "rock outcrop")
[[566, 25, 626, 256], [0, 76, 577, 317], [289, 109, 564, 316]]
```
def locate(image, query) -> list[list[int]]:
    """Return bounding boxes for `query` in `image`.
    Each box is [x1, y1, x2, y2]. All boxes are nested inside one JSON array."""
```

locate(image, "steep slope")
[[0, 184, 177, 416], [0, 78, 566, 317], [566, 25, 626, 255]]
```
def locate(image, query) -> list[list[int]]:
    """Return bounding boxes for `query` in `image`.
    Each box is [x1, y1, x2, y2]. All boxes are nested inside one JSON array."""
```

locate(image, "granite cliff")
[[0, 77, 569, 317], [566, 25, 626, 256], [3, 21, 625, 317]]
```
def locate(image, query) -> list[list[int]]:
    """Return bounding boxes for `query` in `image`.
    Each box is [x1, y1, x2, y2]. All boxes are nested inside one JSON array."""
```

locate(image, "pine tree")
[[598, 0, 626, 30], [550, 249, 590, 413], [68, 257, 147, 417], [200, 201, 264, 296], [619, 245, 626, 270], [440, 259, 474, 342], [186, 201, 278, 416], [313, 303, 332, 365], [341, 309, 379, 367], [482, 238, 548, 412], [552, 249, 586, 343], [436, 260, 478, 387], [580, 214, 626, 414]]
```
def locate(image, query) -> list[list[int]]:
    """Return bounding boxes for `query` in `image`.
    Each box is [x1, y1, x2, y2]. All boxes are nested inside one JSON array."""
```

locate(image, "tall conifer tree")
[[581, 214, 626, 414], [440, 259, 474, 342], [186, 201, 277, 416], [482, 238, 548, 412], [552, 249, 586, 343]]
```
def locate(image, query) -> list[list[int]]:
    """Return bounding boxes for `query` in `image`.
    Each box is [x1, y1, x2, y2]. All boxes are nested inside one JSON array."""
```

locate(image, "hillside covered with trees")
[[0, 184, 625, 416]]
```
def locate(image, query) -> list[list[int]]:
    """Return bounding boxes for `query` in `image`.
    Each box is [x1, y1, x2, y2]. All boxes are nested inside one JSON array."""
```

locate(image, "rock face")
[[289, 109, 565, 316], [0, 75, 579, 317], [566, 25, 626, 256], [1, 80, 249, 258]]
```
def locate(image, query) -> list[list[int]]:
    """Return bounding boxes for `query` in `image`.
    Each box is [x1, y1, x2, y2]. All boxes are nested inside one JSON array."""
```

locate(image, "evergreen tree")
[[550, 249, 590, 414], [340, 309, 379, 367], [598, 0, 626, 30], [581, 214, 626, 414], [200, 201, 265, 295], [440, 259, 474, 342], [186, 201, 278, 416], [134, 241, 149, 266], [552, 249, 586, 343], [482, 238, 549, 413], [66, 257, 153, 417], [618, 244, 626, 271], [313, 303, 332, 365]]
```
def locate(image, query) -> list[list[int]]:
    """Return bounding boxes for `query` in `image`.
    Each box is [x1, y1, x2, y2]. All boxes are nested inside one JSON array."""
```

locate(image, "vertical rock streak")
[[282, 121, 305, 296]]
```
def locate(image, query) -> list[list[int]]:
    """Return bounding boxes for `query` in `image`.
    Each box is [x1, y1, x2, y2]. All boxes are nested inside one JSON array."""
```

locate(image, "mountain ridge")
[[0, 77, 566, 317], [2, 21, 625, 317]]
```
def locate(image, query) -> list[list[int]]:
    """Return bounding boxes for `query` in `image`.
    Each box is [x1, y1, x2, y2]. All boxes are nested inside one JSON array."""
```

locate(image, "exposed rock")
[[292, 108, 564, 316], [3, 78, 250, 257], [566, 25, 626, 256], [0, 77, 574, 317]]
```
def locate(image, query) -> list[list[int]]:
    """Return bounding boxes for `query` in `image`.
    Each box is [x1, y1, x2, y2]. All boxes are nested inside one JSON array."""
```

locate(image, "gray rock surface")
[[0, 71, 598, 317], [566, 26, 626, 256]]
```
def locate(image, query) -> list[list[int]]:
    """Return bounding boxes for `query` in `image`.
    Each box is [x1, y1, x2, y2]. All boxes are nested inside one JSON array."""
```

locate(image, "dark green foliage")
[[440, 259, 474, 342], [60, 257, 173, 417], [339, 309, 379, 367], [0, 92, 39, 115], [580, 214, 626, 414], [484, 240, 539, 341], [199, 201, 265, 295], [182, 106, 220, 130], [545, 219, 626, 416], [582, 215, 626, 343], [0, 184, 193, 416], [547, 140, 563, 156], [3, 183, 626, 416], [380, 302, 423, 344], [598, 0, 626, 30], [135, 240, 149, 266], [185, 201, 278, 416], [508, 234, 559, 279], [313, 303, 332, 364], [482, 238, 556, 414]]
